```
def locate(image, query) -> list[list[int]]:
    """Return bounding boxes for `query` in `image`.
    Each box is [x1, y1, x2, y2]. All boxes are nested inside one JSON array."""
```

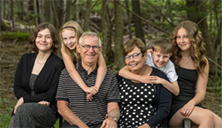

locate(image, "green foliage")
[[0, 31, 31, 41], [0, 98, 14, 128]]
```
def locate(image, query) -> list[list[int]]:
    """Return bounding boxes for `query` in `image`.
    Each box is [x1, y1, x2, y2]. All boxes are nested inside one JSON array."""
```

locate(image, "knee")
[[201, 110, 214, 124]]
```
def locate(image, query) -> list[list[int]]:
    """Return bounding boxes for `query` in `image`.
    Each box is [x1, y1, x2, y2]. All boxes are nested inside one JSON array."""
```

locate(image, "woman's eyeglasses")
[[124, 52, 142, 61]]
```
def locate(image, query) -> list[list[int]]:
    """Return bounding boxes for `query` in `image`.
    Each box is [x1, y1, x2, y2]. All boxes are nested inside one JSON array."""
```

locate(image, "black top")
[[14, 53, 64, 116], [169, 67, 204, 119], [116, 68, 172, 128], [56, 61, 120, 126]]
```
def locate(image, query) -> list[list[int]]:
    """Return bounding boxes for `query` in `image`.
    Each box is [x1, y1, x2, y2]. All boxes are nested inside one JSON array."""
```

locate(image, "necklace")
[[36, 59, 46, 65]]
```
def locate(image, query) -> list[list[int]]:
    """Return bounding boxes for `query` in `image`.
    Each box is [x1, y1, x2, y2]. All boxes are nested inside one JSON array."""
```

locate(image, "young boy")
[[119, 38, 179, 96]]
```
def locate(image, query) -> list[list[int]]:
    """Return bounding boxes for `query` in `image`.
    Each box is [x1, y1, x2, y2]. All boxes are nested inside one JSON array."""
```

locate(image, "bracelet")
[[108, 116, 118, 122]]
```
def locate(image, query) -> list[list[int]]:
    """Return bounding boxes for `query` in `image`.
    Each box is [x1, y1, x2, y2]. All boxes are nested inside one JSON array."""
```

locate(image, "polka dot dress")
[[118, 78, 161, 128]]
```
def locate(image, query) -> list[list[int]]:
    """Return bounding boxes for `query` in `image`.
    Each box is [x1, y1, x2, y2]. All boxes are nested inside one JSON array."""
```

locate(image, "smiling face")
[[77, 35, 102, 65], [125, 46, 147, 73], [151, 50, 171, 68], [61, 29, 77, 50], [176, 28, 192, 52], [35, 28, 53, 53]]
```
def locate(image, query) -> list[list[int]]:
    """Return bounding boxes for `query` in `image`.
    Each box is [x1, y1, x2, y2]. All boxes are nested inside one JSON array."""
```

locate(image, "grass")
[[0, 31, 31, 41], [0, 97, 14, 128]]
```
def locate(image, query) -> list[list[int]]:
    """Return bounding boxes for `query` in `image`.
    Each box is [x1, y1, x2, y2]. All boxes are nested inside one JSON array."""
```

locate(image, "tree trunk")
[[43, 0, 51, 22], [65, 0, 71, 21], [101, 0, 113, 63], [132, 0, 145, 43], [38, 0, 42, 23], [0, 0, 3, 33], [34, 0, 38, 26], [75, 0, 80, 23], [10, 0, 15, 31], [125, 0, 132, 39], [83, 0, 92, 31], [186, 0, 216, 77], [113, 0, 125, 72]]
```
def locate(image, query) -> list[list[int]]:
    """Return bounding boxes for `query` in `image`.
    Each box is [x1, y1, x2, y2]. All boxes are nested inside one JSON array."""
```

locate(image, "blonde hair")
[[170, 20, 207, 74], [60, 21, 83, 61]]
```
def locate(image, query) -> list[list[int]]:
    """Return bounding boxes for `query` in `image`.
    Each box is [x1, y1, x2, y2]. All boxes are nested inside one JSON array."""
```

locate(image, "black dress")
[[169, 67, 204, 119]]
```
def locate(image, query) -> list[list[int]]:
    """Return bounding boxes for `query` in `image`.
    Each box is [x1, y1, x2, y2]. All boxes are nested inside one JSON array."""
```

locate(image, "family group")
[[9, 20, 221, 128]]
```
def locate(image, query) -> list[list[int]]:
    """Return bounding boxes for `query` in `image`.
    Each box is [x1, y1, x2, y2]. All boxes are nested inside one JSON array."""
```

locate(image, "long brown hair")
[[170, 20, 207, 74]]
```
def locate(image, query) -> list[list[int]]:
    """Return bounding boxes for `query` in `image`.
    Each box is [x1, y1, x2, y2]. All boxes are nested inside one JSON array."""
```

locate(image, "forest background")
[[0, 0, 221, 127]]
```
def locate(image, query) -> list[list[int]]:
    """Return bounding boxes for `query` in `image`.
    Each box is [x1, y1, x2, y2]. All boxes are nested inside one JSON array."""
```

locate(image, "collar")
[[77, 60, 98, 75]]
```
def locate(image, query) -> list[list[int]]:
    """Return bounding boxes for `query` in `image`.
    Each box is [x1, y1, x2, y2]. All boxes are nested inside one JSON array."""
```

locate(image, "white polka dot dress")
[[118, 78, 161, 128]]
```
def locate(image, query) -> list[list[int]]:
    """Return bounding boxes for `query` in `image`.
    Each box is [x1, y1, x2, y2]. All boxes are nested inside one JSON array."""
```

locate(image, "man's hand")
[[100, 116, 117, 128], [14, 97, 24, 114]]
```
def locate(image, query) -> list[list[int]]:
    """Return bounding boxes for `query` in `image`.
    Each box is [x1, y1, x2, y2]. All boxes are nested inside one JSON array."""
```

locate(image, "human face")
[[176, 28, 191, 51], [125, 46, 146, 73], [35, 28, 53, 53], [77, 36, 102, 65], [62, 29, 77, 50], [151, 50, 171, 68]]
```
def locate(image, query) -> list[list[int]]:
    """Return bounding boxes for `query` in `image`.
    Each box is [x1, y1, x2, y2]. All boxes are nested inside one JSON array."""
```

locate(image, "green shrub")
[[0, 31, 31, 41]]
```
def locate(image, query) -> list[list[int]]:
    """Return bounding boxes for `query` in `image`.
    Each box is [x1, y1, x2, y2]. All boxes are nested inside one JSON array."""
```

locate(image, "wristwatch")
[[109, 116, 118, 122]]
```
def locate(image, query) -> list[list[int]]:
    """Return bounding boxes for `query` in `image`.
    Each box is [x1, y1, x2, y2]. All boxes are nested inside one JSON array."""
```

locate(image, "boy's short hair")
[[151, 38, 173, 54]]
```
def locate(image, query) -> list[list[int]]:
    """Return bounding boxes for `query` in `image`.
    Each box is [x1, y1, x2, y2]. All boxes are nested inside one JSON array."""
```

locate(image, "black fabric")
[[169, 67, 204, 120], [13, 53, 65, 117]]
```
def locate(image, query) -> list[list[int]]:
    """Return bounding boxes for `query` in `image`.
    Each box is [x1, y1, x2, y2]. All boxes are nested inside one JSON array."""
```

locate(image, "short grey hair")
[[79, 32, 102, 46]]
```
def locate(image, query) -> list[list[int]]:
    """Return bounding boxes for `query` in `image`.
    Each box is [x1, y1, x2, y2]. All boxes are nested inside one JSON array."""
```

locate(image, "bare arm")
[[180, 59, 209, 117], [190, 59, 209, 104], [95, 52, 107, 90], [119, 66, 145, 83], [61, 48, 92, 93], [57, 100, 88, 128], [101, 102, 120, 128], [153, 77, 179, 96]]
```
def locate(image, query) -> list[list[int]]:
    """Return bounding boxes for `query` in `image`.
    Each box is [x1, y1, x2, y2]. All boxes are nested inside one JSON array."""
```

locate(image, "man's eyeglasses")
[[79, 44, 101, 51], [124, 52, 142, 61]]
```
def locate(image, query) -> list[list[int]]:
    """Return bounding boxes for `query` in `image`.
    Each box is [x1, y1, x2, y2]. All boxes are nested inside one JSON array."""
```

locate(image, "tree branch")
[[144, 0, 175, 27], [116, 0, 170, 35]]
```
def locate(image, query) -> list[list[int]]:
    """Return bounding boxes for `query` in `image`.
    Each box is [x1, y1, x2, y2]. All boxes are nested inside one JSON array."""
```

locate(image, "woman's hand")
[[38, 101, 50, 106], [14, 97, 24, 114], [138, 123, 150, 128], [180, 100, 195, 117]]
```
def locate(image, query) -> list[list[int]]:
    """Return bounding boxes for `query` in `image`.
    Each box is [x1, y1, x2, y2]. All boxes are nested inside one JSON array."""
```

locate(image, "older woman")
[[10, 22, 64, 128], [116, 38, 172, 128]]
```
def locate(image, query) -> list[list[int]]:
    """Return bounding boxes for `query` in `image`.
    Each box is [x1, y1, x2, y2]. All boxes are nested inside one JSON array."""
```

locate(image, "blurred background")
[[0, 0, 221, 127]]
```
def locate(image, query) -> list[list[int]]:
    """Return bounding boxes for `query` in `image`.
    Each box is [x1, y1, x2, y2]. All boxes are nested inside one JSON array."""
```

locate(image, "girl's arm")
[[91, 52, 107, 92], [86, 52, 107, 100], [180, 58, 209, 117], [61, 48, 93, 93]]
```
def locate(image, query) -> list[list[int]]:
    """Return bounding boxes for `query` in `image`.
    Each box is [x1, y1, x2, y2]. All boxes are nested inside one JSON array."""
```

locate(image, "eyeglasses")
[[79, 44, 101, 51], [124, 52, 142, 61]]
